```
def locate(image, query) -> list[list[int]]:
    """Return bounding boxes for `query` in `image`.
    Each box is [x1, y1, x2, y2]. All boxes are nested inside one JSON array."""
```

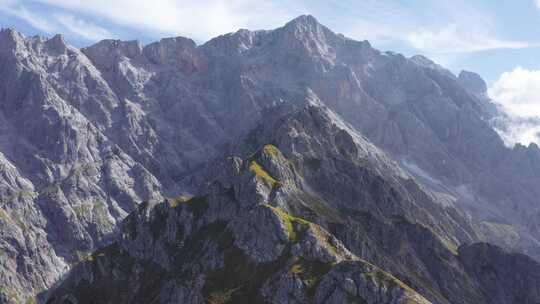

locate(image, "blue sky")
[[3, 0, 540, 146], [0, 0, 539, 84]]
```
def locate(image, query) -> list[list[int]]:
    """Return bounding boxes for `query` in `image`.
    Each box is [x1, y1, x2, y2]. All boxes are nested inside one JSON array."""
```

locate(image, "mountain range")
[[1, 15, 540, 303]]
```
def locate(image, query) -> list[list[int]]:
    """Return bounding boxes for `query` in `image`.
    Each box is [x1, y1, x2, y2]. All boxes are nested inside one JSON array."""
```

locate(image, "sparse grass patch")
[[262, 144, 279, 157], [439, 237, 459, 256], [311, 224, 341, 256], [168, 195, 193, 208], [25, 297, 37, 304], [265, 205, 311, 243], [0, 287, 20, 304], [0, 208, 11, 223], [249, 161, 281, 188]]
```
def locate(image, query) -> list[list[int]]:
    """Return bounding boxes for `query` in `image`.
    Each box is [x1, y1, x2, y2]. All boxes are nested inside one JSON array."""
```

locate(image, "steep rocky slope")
[[46, 106, 540, 303], [1, 14, 540, 303]]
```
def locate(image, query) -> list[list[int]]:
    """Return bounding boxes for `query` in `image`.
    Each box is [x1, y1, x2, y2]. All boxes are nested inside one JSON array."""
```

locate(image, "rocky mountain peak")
[[0, 27, 22, 41], [409, 54, 455, 77], [2, 15, 540, 304], [143, 37, 202, 72], [44, 34, 68, 53], [0, 27, 25, 53], [273, 14, 338, 61], [283, 14, 322, 31], [82, 39, 144, 69], [458, 70, 488, 96]]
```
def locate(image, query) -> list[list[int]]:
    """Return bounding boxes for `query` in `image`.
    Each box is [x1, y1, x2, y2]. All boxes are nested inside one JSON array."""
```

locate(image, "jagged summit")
[[283, 14, 323, 29], [458, 70, 488, 95], [1, 15, 540, 304]]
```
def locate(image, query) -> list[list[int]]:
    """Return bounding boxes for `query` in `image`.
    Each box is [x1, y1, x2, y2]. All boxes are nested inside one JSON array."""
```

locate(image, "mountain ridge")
[[0, 15, 540, 303]]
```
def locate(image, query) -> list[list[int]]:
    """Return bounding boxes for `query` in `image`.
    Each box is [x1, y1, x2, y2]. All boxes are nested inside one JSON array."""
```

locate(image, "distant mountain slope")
[[0, 15, 539, 303]]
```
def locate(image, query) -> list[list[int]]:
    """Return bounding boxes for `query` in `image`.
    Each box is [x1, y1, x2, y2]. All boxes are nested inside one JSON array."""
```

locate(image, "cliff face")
[[46, 106, 540, 304], [1, 15, 540, 304]]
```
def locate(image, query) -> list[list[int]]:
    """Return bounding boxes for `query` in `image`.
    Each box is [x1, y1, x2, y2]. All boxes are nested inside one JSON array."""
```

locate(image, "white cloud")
[[489, 67, 540, 118], [493, 119, 540, 147], [536, 0, 540, 9], [54, 14, 112, 41], [489, 67, 540, 146]]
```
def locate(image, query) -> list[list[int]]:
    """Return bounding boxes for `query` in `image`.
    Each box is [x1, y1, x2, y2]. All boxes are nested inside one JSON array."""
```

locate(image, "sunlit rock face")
[[1, 15, 540, 304]]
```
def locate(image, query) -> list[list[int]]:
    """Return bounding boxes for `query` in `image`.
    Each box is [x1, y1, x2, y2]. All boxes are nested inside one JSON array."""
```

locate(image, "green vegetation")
[[0, 208, 10, 223], [262, 144, 279, 157], [58, 206, 337, 304], [439, 237, 459, 256], [0, 286, 20, 304], [168, 195, 193, 208], [25, 297, 37, 304], [264, 205, 311, 243], [311, 224, 341, 256], [249, 161, 281, 188], [0, 209, 28, 231]]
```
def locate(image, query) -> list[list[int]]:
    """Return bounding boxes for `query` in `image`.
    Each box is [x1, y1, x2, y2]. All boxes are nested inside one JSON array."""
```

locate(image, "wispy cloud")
[[406, 24, 536, 54], [54, 14, 111, 41], [339, 0, 539, 55], [0, 4, 56, 33], [0, 1, 117, 41], [32, 0, 306, 42]]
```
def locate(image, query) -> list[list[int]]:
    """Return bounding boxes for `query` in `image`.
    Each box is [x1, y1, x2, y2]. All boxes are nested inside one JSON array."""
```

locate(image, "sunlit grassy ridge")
[[250, 160, 281, 188], [264, 205, 311, 242]]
